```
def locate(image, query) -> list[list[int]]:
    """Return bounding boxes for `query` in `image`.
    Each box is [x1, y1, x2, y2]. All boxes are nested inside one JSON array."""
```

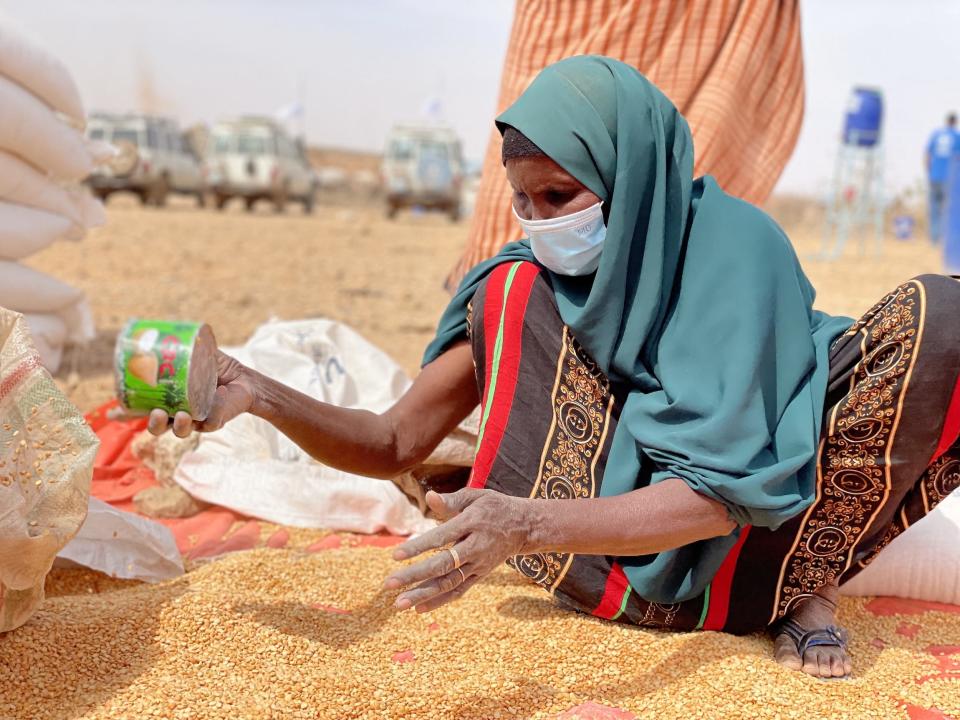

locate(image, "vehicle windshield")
[[388, 137, 454, 163], [88, 127, 105, 141], [419, 142, 449, 161], [110, 128, 141, 146], [237, 134, 271, 155], [210, 134, 233, 155], [388, 138, 416, 161]]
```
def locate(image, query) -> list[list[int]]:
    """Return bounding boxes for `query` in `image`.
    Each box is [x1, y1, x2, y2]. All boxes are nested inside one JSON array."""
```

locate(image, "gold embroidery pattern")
[[638, 603, 680, 628], [509, 330, 612, 593], [924, 453, 960, 506], [773, 283, 921, 619]]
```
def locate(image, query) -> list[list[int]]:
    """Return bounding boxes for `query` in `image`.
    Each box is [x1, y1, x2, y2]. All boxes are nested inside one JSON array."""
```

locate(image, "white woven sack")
[[0, 202, 78, 260], [0, 261, 82, 314], [174, 319, 437, 534], [0, 74, 92, 181], [841, 492, 960, 604], [0, 151, 104, 230], [0, 14, 84, 122]]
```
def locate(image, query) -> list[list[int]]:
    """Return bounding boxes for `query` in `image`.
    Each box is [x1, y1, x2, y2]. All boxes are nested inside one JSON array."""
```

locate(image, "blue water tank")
[[842, 87, 884, 147]]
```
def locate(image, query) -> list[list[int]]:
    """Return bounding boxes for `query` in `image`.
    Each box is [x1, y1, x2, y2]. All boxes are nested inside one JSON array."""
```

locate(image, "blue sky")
[[3, 0, 958, 197]]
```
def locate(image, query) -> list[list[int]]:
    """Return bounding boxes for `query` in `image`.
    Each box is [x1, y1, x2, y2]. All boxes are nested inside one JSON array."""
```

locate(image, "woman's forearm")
[[249, 369, 403, 478], [242, 341, 479, 480], [522, 478, 737, 556]]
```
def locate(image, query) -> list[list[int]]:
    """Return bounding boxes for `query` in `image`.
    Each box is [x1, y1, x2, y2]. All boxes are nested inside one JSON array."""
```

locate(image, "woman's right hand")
[[147, 350, 259, 438]]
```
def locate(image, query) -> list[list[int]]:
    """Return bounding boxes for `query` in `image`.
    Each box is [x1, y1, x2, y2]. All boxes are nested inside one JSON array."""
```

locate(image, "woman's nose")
[[528, 205, 555, 221]]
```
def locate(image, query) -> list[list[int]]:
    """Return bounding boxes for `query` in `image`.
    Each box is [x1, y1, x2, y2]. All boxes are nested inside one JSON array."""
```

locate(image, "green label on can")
[[116, 319, 202, 415]]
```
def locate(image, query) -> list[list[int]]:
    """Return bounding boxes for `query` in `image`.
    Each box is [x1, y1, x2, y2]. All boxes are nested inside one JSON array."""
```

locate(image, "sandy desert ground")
[[28, 193, 943, 414]]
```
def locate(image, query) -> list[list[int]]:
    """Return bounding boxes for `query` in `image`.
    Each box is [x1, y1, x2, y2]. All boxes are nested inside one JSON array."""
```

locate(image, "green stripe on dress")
[[610, 585, 632, 621], [694, 584, 712, 630], [475, 262, 522, 450]]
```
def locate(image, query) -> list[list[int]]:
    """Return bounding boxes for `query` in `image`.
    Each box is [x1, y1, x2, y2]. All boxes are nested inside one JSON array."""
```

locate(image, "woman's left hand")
[[384, 488, 535, 613]]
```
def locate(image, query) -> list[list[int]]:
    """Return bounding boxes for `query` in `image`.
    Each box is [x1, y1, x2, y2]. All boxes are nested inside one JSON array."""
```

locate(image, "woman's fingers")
[[386, 536, 469, 589], [412, 574, 480, 613], [171, 411, 194, 438], [392, 517, 468, 562], [424, 487, 483, 521], [394, 563, 474, 611], [147, 408, 171, 436]]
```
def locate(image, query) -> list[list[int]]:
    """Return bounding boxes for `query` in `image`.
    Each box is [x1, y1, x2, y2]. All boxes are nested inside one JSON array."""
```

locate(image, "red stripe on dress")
[[930, 370, 960, 463], [469, 262, 540, 489], [592, 562, 631, 620], [478, 261, 511, 450], [702, 525, 753, 631]]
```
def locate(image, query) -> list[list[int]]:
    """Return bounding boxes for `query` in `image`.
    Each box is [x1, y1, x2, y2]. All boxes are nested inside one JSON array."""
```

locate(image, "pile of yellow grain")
[[2, 547, 958, 720]]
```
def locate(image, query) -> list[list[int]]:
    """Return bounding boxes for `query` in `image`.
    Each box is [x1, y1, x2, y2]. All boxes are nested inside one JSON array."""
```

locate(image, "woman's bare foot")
[[773, 580, 852, 678]]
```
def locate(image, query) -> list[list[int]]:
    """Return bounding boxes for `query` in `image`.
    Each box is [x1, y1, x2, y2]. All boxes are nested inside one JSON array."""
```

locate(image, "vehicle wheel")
[[448, 203, 462, 222], [148, 175, 170, 207], [386, 202, 399, 220], [273, 185, 289, 214], [138, 189, 150, 206], [245, 197, 257, 212], [195, 191, 206, 208], [302, 193, 315, 215], [214, 193, 229, 211], [95, 190, 111, 203]]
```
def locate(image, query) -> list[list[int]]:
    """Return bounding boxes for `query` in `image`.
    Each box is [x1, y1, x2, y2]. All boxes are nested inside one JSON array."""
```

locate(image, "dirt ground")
[[26, 193, 943, 414]]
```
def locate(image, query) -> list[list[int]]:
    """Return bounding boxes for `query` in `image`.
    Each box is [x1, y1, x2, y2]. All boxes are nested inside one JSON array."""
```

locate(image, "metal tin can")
[[114, 319, 217, 420]]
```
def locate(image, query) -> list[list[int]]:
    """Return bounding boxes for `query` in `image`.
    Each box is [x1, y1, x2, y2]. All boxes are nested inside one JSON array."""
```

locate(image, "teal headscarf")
[[423, 56, 851, 603]]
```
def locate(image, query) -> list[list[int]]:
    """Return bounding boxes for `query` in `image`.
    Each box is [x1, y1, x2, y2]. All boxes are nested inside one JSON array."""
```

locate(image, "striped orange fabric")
[[450, 0, 804, 287]]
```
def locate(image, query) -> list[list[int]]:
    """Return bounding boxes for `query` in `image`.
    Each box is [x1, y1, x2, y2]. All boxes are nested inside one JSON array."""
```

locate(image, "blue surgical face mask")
[[513, 201, 606, 276]]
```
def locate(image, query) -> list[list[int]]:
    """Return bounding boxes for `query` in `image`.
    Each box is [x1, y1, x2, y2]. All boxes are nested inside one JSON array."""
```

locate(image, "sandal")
[[777, 618, 851, 678]]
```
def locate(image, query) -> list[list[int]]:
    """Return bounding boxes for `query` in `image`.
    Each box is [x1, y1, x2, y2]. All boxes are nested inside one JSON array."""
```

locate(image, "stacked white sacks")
[[0, 15, 108, 372]]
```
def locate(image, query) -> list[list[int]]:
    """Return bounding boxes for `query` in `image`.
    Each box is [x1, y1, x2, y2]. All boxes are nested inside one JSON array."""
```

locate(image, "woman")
[[150, 57, 960, 679]]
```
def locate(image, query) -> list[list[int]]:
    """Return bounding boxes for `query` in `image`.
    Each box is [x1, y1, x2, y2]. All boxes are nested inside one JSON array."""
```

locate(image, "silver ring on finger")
[[455, 566, 466, 584], [447, 546, 462, 569]]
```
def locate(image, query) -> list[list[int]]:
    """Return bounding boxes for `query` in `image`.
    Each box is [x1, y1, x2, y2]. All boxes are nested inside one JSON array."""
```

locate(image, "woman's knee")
[[911, 273, 960, 301], [911, 274, 960, 340]]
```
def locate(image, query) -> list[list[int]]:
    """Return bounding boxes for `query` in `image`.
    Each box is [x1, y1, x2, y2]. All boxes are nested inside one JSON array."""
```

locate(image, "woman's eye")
[[546, 191, 572, 205]]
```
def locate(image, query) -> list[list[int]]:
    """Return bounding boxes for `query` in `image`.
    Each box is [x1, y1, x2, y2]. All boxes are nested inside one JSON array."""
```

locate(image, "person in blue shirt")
[[926, 112, 958, 242]]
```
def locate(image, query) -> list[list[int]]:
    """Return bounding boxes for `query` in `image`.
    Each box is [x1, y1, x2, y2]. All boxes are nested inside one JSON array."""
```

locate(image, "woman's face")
[[506, 155, 601, 221]]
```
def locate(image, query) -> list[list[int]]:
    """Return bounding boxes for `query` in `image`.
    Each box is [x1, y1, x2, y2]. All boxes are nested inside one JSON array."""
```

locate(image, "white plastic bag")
[[0, 13, 85, 122], [841, 492, 960, 604], [55, 498, 183, 583], [177, 453, 435, 534], [174, 319, 437, 534]]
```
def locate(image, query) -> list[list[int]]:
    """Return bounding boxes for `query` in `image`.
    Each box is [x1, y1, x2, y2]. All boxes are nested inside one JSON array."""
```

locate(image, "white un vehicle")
[[86, 113, 205, 207], [205, 117, 317, 213]]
